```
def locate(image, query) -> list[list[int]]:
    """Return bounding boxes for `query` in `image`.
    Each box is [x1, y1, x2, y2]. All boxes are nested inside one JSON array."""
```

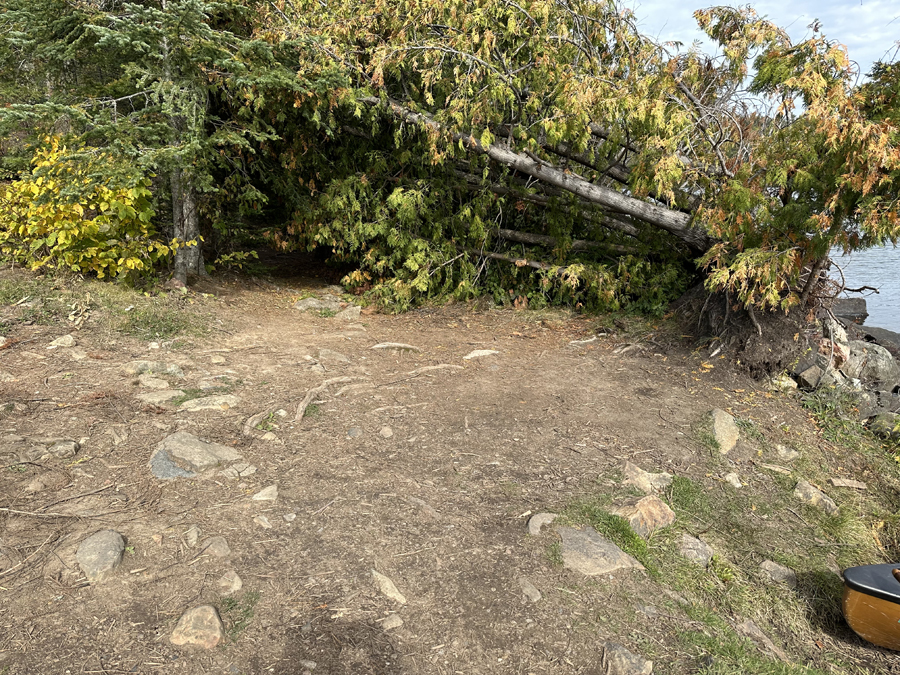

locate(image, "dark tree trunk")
[[171, 168, 205, 285]]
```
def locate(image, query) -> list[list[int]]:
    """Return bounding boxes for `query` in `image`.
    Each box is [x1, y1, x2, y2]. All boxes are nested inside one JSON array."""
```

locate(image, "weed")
[[318, 308, 337, 318], [7, 463, 27, 473], [546, 542, 563, 566], [304, 403, 320, 417], [735, 417, 766, 444], [668, 476, 712, 521], [220, 591, 261, 641], [800, 387, 868, 448], [255, 412, 279, 432]]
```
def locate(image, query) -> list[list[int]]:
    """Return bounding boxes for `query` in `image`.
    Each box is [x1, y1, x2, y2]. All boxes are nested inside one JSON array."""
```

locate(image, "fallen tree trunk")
[[362, 96, 715, 252], [497, 228, 638, 255]]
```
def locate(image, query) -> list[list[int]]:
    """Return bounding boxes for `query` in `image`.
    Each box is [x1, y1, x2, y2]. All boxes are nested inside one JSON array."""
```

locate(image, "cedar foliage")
[[0, 1, 897, 315]]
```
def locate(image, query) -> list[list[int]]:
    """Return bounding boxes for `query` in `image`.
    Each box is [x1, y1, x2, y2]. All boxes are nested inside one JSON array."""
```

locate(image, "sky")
[[629, 0, 900, 80]]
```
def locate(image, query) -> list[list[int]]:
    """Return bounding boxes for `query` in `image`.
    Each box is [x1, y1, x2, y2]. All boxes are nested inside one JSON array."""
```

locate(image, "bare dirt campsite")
[[2, 265, 900, 675]]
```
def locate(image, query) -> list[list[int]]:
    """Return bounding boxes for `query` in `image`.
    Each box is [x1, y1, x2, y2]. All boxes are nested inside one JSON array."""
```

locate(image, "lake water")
[[831, 245, 900, 332]]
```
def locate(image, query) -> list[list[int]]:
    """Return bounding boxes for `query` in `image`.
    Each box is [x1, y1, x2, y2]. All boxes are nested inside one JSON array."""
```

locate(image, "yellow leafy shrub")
[[0, 138, 168, 279]]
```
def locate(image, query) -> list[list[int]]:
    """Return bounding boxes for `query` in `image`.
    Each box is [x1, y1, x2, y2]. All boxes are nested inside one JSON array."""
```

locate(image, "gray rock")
[[622, 461, 672, 494], [379, 426, 394, 439], [734, 619, 789, 662], [723, 472, 742, 488], [155, 432, 242, 473], [372, 570, 407, 604], [219, 462, 257, 479], [217, 570, 243, 595], [294, 296, 341, 312], [200, 536, 231, 558], [254, 515, 272, 529], [49, 334, 77, 348], [856, 325, 900, 360], [846, 341, 900, 386], [527, 512, 558, 536], [822, 317, 849, 346], [251, 485, 278, 501], [170, 605, 225, 649], [138, 373, 170, 389], [796, 364, 824, 389], [769, 374, 799, 392], [870, 413, 900, 440], [136, 390, 185, 405], [760, 560, 797, 588], [602, 642, 653, 675], [556, 526, 643, 576], [382, 614, 403, 630], [210, 354, 227, 365], [794, 480, 839, 516], [149, 448, 197, 480], [76, 530, 125, 583], [48, 441, 78, 459], [611, 495, 676, 538], [334, 306, 361, 321], [347, 427, 363, 438], [832, 298, 867, 324], [678, 534, 714, 567], [776, 445, 800, 461], [197, 375, 232, 390], [283, 513, 297, 522], [123, 360, 185, 378], [179, 394, 240, 412], [759, 463, 792, 475], [707, 409, 739, 454], [517, 577, 542, 603]]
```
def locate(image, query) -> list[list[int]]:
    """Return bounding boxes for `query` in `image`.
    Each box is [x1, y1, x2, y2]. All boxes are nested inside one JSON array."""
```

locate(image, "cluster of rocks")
[[779, 308, 900, 438]]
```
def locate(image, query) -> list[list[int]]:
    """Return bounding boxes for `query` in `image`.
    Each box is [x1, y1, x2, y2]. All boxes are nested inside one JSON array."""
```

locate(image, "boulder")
[[794, 480, 839, 516], [611, 495, 676, 538], [845, 341, 900, 387], [76, 530, 125, 583], [556, 526, 643, 576], [832, 298, 868, 324], [760, 560, 797, 589], [170, 605, 225, 649]]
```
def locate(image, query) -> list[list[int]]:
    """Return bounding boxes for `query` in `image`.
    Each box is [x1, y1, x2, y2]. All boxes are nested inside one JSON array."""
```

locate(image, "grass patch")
[[668, 476, 713, 521], [220, 591, 261, 642], [562, 499, 659, 578], [800, 387, 868, 448], [304, 403, 320, 418], [547, 542, 563, 566], [735, 416, 766, 444]]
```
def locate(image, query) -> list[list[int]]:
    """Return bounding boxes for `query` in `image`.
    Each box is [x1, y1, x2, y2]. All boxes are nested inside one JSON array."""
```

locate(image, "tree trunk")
[[171, 168, 205, 285], [362, 97, 716, 252]]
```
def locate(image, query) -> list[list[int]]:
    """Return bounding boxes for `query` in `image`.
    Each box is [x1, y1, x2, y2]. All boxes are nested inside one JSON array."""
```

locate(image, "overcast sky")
[[630, 0, 900, 79]]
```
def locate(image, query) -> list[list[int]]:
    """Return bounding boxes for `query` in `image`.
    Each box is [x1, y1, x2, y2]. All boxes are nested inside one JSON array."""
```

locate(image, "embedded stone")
[[829, 477, 867, 490], [723, 472, 742, 488], [335, 306, 361, 321], [154, 432, 242, 472], [251, 485, 278, 501], [760, 560, 797, 589], [602, 643, 653, 675], [517, 577, 542, 603], [622, 461, 672, 494], [76, 530, 125, 583], [678, 534, 714, 567], [556, 526, 643, 576], [217, 570, 243, 595], [611, 495, 676, 538], [170, 605, 225, 649], [123, 360, 185, 378], [179, 394, 240, 411], [707, 409, 739, 454], [137, 390, 184, 405], [138, 374, 170, 389], [372, 570, 407, 604], [794, 480, 839, 516], [776, 445, 800, 461], [463, 349, 499, 360], [200, 536, 231, 558], [382, 615, 403, 630], [49, 334, 77, 348], [527, 512, 558, 536]]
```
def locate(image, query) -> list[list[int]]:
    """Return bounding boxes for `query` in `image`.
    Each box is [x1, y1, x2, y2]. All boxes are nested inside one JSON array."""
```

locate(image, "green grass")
[[562, 499, 659, 578], [547, 542, 563, 566], [170, 386, 231, 406], [220, 591, 261, 642]]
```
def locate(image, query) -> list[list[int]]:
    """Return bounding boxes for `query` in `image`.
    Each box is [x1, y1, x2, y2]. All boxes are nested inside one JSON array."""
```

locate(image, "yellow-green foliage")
[[0, 138, 168, 279]]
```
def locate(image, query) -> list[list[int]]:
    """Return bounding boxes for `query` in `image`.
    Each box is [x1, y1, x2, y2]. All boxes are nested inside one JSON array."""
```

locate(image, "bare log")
[[362, 97, 714, 251]]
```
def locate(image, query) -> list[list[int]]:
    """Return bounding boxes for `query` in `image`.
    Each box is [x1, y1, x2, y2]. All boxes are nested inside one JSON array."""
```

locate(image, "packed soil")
[[1, 262, 899, 675]]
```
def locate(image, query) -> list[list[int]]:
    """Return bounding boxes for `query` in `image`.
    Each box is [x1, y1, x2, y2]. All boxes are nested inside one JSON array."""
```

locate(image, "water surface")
[[831, 245, 900, 332]]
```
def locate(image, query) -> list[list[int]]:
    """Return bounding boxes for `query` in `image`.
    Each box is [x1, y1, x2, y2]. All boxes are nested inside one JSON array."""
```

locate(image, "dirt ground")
[[2, 263, 900, 675]]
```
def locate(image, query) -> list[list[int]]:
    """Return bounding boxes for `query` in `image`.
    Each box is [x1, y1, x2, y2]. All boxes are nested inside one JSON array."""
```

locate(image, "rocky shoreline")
[[782, 298, 900, 439]]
